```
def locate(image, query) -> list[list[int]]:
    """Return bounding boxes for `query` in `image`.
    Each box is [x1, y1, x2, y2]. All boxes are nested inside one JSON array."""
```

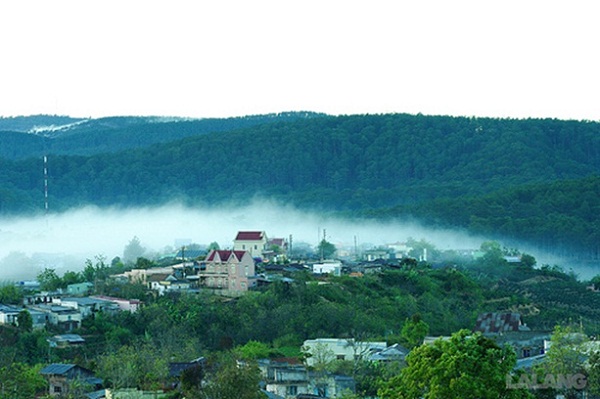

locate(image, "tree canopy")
[[379, 330, 532, 399]]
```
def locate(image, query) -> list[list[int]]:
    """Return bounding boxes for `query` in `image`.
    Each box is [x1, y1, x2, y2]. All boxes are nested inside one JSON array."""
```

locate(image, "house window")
[[231, 265, 236, 274], [337, 354, 345, 360], [53, 386, 62, 393], [254, 245, 257, 250], [522, 348, 531, 358], [245, 265, 249, 276], [242, 244, 246, 249], [287, 386, 298, 396]]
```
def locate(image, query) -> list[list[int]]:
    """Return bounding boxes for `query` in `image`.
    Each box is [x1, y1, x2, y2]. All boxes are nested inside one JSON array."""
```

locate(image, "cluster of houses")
[[257, 338, 409, 399], [32, 314, 560, 399], [108, 231, 421, 297], [119, 231, 277, 296], [1, 228, 570, 398], [39, 358, 206, 399], [35, 338, 409, 399], [0, 294, 141, 332], [1, 230, 416, 333]]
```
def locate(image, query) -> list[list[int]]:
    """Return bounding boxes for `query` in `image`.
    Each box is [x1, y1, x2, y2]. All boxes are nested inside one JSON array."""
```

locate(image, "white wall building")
[[311, 261, 342, 276], [233, 231, 268, 258], [303, 338, 387, 366]]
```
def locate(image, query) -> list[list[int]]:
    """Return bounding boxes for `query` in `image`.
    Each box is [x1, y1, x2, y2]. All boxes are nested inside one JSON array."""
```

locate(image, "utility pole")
[[320, 229, 326, 261], [181, 246, 187, 277]]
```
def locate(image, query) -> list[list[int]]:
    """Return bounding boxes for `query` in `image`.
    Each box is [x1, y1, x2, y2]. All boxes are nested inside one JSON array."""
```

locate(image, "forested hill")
[[1, 113, 599, 256], [365, 175, 600, 259], [0, 111, 325, 159]]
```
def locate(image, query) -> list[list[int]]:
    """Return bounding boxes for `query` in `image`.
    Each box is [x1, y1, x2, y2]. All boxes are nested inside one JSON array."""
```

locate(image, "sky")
[[1, 0, 598, 121]]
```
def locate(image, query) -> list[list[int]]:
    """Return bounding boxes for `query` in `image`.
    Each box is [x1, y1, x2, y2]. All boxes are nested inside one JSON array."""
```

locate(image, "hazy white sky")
[[0, 1, 598, 120]]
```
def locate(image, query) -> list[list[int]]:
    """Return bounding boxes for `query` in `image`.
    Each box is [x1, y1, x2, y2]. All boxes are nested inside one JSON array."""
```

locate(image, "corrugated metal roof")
[[62, 297, 109, 306], [0, 304, 20, 313], [51, 334, 85, 343], [40, 364, 76, 375], [176, 249, 206, 258]]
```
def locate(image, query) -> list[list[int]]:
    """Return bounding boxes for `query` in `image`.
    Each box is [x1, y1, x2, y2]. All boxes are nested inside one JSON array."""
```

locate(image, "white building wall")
[[303, 338, 386, 366]]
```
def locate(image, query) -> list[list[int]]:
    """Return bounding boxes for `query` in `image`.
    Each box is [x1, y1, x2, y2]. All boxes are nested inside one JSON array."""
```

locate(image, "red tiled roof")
[[235, 231, 264, 241], [206, 250, 248, 262], [206, 250, 229, 261], [206, 251, 216, 261]]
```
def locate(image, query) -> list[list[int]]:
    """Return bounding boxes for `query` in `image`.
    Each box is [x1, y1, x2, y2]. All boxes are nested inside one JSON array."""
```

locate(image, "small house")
[[233, 231, 268, 258], [40, 364, 102, 397]]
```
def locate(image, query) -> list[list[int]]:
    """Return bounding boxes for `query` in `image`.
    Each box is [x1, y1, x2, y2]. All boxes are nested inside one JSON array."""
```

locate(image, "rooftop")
[[474, 312, 530, 334], [40, 364, 78, 375], [206, 250, 247, 262], [235, 231, 265, 241]]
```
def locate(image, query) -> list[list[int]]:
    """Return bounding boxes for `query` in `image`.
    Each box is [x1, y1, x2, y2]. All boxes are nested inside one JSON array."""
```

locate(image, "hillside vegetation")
[[1, 113, 599, 257], [3, 249, 600, 398]]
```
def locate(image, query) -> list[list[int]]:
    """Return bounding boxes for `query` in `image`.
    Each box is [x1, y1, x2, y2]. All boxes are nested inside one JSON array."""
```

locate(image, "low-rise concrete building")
[[40, 364, 102, 397], [55, 297, 120, 318], [233, 231, 268, 258], [198, 250, 256, 293], [90, 296, 142, 313], [0, 304, 20, 326], [303, 338, 387, 367], [30, 304, 82, 331]]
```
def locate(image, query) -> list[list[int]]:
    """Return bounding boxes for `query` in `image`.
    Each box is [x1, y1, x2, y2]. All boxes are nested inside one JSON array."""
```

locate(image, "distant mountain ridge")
[[0, 115, 86, 133], [0, 111, 326, 158], [0, 112, 599, 258]]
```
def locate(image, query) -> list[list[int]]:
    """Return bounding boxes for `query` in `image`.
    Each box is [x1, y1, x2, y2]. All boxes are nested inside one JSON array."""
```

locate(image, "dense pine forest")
[[1, 112, 599, 259]]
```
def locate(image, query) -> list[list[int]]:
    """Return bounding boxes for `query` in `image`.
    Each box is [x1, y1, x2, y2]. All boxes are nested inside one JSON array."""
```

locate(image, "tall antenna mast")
[[43, 155, 49, 215]]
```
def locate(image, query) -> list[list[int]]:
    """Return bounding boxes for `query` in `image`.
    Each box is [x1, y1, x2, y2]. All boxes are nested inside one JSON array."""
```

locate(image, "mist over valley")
[[0, 200, 489, 281]]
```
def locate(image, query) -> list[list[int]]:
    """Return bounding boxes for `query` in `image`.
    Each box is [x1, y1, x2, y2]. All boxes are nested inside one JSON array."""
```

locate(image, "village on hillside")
[[0, 230, 593, 398]]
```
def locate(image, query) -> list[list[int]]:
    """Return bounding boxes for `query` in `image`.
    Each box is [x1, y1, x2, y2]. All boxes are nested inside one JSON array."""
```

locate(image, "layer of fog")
[[0, 200, 596, 281]]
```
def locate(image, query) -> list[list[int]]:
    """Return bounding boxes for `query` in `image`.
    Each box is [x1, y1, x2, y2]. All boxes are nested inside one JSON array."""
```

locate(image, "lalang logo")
[[506, 373, 587, 390]]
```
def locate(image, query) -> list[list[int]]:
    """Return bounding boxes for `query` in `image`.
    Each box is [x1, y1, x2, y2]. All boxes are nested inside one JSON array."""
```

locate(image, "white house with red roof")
[[233, 231, 268, 258], [199, 250, 256, 292]]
